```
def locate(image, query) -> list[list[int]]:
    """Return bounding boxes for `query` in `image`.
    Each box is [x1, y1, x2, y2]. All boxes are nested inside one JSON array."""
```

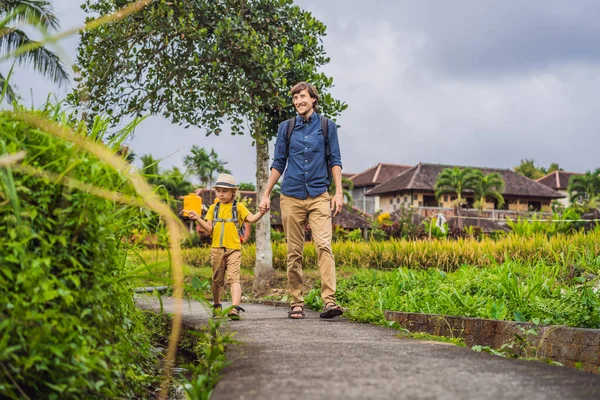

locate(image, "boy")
[[188, 173, 266, 320]]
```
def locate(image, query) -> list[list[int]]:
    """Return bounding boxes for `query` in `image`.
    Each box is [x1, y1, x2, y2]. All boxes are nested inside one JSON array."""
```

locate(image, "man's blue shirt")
[[271, 112, 342, 200]]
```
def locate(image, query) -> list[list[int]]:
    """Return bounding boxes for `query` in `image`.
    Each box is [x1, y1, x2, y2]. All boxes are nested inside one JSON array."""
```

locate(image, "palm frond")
[[0, 0, 60, 33], [0, 27, 69, 84]]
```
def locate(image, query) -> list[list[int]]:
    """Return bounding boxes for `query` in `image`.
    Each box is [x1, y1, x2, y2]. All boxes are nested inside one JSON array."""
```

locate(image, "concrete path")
[[137, 296, 600, 400]]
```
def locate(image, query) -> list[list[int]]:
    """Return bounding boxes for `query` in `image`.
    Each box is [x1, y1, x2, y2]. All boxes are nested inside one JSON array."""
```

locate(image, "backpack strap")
[[285, 117, 295, 161], [320, 116, 331, 184]]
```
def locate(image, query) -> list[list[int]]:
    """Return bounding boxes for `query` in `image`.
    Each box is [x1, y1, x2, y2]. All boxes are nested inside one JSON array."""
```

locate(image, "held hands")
[[331, 192, 343, 216], [259, 195, 270, 214]]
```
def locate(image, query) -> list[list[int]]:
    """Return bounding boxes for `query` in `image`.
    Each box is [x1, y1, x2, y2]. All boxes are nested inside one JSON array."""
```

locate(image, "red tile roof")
[[536, 171, 581, 190], [350, 163, 412, 187]]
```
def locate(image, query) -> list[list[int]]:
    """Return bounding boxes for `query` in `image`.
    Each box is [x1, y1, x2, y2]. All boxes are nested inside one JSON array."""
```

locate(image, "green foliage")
[[568, 168, 600, 208], [506, 208, 585, 236], [304, 288, 323, 311], [184, 146, 230, 188], [0, 107, 160, 398], [471, 170, 505, 208], [180, 318, 236, 400], [434, 167, 480, 203], [145, 309, 234, 400], [270, 228, 285, 243], [73, 0, 347, 139], [335, 261, 600, 329], [513, 159, 562, 180], [238, 182, 256, 191], [346, 228, 363, 242], [0, 0, 69, 102]]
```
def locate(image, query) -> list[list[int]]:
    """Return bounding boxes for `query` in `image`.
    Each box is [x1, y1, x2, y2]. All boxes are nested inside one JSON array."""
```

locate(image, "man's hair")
[[291, 82, 319, 111]]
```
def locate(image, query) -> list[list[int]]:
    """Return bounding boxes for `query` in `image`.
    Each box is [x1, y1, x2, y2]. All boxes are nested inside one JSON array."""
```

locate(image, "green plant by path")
[[335, 262, 600, 329], [0, 106, 162, 398]]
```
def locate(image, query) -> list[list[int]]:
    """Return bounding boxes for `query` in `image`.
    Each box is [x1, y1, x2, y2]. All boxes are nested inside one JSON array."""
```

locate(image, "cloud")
[[300, 0, 600, 174]]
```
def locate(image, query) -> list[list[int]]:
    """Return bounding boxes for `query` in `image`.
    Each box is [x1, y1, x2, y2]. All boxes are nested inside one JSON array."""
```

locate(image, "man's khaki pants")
[[280, 192, 336, 307]]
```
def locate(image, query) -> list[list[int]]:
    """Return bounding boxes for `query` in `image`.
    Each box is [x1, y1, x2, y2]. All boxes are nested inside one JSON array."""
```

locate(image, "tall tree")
[[72, 0, 346, 291], [434, 167, 480, 229], [0, 0, 69, 101]]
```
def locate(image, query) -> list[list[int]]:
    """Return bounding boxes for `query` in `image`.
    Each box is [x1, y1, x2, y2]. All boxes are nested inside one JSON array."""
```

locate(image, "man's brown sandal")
[[228, 305, 245, 321], [320, 303, 343, 319], [288, 306, 305, 319]]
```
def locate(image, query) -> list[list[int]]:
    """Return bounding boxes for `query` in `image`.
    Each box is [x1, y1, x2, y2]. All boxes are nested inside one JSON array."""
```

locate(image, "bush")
[[0, 108, 158, 398]]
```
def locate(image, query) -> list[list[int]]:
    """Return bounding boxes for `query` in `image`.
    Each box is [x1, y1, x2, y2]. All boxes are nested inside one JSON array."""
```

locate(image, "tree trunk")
[[253, 137, 274, 294]]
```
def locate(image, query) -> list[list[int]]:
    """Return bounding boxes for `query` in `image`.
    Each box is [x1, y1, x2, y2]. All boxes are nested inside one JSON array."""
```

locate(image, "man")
[[259, 82, 344, 319]]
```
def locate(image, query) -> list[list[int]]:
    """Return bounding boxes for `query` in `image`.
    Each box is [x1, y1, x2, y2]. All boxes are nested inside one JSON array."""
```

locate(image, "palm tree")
[[184, 146, 212, 187], [472, 171, 505, 226], [568, 168, 600, 217], [0, 1, 69, 102], [473, 171, 505, 209], [435, 167, 480, 229]]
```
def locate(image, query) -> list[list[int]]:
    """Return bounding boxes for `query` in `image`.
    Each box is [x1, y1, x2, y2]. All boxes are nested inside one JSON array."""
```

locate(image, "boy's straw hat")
[[213, 173, 238, 189]]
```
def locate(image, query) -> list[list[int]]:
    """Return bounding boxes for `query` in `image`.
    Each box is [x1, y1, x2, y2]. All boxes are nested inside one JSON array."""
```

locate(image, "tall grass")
[[143, 230, 600, 272]]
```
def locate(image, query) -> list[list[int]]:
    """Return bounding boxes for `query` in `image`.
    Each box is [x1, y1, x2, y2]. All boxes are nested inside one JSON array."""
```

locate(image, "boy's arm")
[[245, 209, 266, 224], [188, 210, 213, 234]]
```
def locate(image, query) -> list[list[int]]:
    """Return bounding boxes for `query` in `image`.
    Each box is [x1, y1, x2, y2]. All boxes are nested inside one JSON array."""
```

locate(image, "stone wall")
[[385, 310, 600, 373]]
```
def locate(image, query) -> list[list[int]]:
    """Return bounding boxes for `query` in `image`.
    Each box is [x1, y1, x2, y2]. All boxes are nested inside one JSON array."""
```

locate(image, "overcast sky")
[[7, 0, 600, 184]]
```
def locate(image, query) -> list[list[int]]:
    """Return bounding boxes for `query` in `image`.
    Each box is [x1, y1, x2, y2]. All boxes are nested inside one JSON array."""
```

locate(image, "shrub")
[[0, 108, 158, 398]]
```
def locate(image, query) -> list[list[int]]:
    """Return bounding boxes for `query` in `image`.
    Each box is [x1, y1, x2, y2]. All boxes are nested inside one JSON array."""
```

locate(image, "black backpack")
[[285, 116, 332, 184], [212, 199, 246, 245]]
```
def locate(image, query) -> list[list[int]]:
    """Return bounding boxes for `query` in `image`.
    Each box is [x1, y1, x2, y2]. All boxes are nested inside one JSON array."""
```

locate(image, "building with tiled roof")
[[365, 163, 564, 215], [349, 163, 412, 215]]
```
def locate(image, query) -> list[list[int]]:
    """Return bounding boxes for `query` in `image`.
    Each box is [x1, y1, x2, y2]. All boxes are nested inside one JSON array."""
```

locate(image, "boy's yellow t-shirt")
[[205, 201, 250, 250]]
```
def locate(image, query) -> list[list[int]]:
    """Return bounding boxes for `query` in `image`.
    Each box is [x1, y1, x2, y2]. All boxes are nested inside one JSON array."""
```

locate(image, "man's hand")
[[259, 195, 271, 214], [331, 192, 343, 216]]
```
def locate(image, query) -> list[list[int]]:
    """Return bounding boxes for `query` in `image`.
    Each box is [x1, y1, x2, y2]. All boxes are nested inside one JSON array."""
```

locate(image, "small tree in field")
[[71, 0, 347, 291]]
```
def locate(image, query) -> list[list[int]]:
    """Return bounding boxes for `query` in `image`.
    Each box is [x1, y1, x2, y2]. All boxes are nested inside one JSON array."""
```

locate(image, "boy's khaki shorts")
[[210, 248, 241, 287]]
